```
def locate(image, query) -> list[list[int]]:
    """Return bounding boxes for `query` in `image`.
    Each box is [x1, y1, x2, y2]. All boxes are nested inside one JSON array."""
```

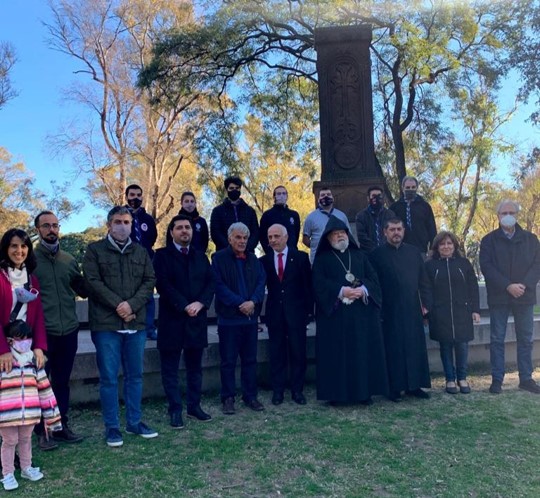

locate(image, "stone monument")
[[314, 25, 383, 222]]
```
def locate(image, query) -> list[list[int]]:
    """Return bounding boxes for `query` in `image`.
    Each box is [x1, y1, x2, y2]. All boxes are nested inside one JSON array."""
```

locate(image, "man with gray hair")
[[212, 222, 266, 414], [83, 206, 158, 447], [480, 200, 540, 394], [389, 176, 437, 257]]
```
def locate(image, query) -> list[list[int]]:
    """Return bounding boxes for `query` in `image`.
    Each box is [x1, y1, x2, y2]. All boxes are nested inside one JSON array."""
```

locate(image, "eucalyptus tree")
[[46, 0, 205, 225]]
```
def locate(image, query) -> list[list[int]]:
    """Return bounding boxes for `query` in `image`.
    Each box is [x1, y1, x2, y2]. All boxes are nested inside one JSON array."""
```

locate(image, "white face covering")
[[110, 224, 131, 242], [500, 214, 517, 228], [11, 339, 33, 354]]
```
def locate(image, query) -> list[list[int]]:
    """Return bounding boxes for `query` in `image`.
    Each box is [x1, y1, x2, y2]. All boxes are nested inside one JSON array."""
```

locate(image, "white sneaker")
[[1, 473, 18, 490], [21, 466, 44, 481]]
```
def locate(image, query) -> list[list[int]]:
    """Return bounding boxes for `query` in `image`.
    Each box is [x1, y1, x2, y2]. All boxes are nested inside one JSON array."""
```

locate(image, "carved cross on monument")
[[314, 25, 384, 224]]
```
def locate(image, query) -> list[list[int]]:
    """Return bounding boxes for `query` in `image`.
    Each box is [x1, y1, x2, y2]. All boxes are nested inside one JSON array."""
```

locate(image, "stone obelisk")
[[314, 25, 383, 222]]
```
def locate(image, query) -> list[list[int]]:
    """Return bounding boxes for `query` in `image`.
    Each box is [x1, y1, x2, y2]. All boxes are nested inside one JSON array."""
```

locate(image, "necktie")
[[181, 247, 188, 255], [277, 253, 284, 282]]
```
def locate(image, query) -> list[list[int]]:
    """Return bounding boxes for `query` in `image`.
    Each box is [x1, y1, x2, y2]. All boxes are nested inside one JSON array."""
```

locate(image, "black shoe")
[[38, 434, 58, 451], [445, 381, 459, 395], [388, 391, 403, 403], [222, 397, 235, 415], [170, 412, 184, 429], [292, 392, 306, 405], [187, 405, 212, 422], [359, 397, 374, 406], [53, 427, 84, 443], [271, 392, 284, 405], [489, 379, 502, 394], [245, 399, 265, 411], [406, 388, 430, 399], [518, 379, 540, 394]]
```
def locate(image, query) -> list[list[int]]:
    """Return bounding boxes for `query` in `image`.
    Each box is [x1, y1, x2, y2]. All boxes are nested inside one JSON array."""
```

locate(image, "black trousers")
[[267, 315, 307, 395], [35, 328, 79, 434], [159, 348, 204, 414]]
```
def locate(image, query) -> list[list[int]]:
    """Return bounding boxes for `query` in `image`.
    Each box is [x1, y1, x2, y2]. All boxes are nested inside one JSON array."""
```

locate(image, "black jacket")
[[480, 224, 540, 306], [211, 246, 266, 322], [127, 207, 158, 258], [153, 245, 214, 350], [259, 204, 301, 254], [425, 256, 480, 342], [259, 248, 313, 329], [355, 206, 396, 252], [389, 194, 437, 253], [178, 208, 209, 253], [210, 198, 259, 252]]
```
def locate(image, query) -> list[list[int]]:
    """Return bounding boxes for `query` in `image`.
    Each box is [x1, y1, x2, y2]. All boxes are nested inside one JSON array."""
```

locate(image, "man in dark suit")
[[260, 224, 313, 405], [153, 215, 215, 429]]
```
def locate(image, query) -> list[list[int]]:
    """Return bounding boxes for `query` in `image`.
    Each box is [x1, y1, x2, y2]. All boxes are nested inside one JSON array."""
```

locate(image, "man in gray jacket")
[[83, 206, 157, 447]]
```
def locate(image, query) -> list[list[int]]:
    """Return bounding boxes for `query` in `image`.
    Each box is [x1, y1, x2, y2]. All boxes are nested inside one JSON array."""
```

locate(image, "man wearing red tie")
[[260, 224, 313, 405]]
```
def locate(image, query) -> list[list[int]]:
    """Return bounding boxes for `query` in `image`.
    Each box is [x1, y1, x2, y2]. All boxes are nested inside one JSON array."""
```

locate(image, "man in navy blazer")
[[260, 224, 313, 405]]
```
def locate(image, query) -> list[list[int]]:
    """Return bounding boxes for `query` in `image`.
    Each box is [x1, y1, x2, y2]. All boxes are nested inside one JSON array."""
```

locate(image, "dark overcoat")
[[369, 242, 432, 392], [153, 245, 214, 351], [425, 256, 480, 343], [313, 216, 389, 402]]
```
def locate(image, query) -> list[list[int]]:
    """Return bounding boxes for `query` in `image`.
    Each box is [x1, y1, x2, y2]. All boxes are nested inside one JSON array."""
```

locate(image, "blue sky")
[[1, 2, 539, 234]]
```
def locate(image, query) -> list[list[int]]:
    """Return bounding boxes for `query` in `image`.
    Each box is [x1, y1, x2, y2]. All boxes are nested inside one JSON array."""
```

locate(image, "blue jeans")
[[218, 324, 258, 402], [490, 304, 534, 382], [439, 341, 469, 382], [91, 330, 147, 429]]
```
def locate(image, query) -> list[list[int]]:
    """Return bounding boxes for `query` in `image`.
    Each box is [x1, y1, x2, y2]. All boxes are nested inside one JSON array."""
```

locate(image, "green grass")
[[17, 370, 540, 497]]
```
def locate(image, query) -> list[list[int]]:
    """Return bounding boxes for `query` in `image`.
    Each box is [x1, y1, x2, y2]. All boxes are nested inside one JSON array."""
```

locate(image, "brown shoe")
[[222, 397, 235, 415], [38, 434, 58, 451], [53, 427, 84, 443], [245, 399, 265, 411]]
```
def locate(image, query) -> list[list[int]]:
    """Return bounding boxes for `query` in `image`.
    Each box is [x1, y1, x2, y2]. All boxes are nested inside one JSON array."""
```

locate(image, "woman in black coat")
[[425, 231, 480, 394]]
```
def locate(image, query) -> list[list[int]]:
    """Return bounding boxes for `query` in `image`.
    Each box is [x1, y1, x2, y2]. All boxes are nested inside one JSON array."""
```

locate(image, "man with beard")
[[83, 206, 157, 447], [259, 186, 301, 254], [176, 191, 209, 253], [210, 176, 259, 253], [32, 211, 87, 450], [312, 216, 388, 405], [355, 186, 395, 252], [303, 187, 351, 264], [389, 176, 437, 258], [370, 218, 432, 402], [125, 184, 158, 340], [154, 215, 215, 428]]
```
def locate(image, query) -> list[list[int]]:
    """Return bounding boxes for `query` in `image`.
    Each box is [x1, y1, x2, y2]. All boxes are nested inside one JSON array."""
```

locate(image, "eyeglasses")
[[40, 223, 60, 230], [499, 212, 517, 216]]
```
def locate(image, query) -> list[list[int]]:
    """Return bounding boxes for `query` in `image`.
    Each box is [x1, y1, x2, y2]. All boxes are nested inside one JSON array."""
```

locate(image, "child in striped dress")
[[0, 321, 61, 491]]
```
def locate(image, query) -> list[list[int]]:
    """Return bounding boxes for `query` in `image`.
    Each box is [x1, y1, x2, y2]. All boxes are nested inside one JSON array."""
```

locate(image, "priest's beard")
[[330, 238, 349, 252]]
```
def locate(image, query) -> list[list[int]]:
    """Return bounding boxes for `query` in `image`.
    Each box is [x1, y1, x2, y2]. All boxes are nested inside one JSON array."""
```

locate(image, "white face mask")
[[12, 339, 33, 354], [110, 224, 131, 242], [500, 214, 517, 228]]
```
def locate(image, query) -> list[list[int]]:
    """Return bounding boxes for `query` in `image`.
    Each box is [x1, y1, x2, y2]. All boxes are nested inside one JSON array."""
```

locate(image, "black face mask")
[[319, 196, 333, 207], [370, 195, 383, 211], [227, 190, 241, 201], [404, 190, 416, 201], [127, 198, 142, 209]]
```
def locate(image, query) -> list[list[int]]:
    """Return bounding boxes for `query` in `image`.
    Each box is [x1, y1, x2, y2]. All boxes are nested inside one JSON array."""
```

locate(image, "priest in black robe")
[[312, 216, 388, 405], [369, 218, 432, 401]]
